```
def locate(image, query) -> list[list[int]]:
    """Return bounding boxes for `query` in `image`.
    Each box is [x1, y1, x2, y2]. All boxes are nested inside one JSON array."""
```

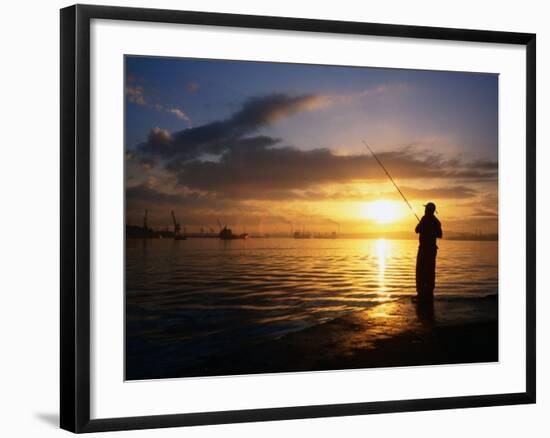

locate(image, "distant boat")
[[219, 226, 248, 240]]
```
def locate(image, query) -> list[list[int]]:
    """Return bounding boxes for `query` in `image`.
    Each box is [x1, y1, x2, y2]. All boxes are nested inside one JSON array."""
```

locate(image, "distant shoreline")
[[126, 226, 498, 242]]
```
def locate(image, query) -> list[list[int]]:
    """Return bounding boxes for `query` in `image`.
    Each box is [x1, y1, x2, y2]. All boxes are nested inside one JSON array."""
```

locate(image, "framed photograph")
[[60, 4, 536, 433]]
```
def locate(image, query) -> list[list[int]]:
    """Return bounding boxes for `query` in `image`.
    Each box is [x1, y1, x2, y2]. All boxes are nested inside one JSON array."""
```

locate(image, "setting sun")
[[362, 200, 403, 224]]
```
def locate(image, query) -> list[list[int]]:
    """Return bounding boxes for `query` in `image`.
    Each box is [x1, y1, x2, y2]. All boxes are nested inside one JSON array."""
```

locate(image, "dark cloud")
[[398, 185, 478, 200], [128, 92, 497, 202], [135, 93, 326, 164], [126, 183, 215, 208], [125, 183, 268, 228], [302, 185, 479, 202], [203, 184, 478, 202], [126, 183, 229, 227], [166, 146, 496, 199]]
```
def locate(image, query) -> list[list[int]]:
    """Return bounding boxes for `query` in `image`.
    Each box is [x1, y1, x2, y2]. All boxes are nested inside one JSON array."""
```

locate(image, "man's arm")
[[436, 219, 442, 239], [415, 217, 423, 234]]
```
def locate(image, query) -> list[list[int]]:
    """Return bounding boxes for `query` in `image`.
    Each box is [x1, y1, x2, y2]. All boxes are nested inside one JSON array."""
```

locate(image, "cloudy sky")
[[125, 56, 498, 236]]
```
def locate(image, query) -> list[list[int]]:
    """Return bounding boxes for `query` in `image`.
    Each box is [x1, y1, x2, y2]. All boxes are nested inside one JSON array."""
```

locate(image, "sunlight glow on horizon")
[[361, 200, 405, 224], [375, 238, 389, 297]]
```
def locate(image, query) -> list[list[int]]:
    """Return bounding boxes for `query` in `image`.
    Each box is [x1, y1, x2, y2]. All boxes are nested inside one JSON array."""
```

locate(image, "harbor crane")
[[171, 210, 186, 240]]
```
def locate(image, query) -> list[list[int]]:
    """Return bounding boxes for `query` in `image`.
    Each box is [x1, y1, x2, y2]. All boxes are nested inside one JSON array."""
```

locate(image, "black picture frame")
[[60, 4, 536, 433]]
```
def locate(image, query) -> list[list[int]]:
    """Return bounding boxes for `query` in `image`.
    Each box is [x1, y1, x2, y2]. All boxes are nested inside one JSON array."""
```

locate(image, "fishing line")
[[362, 140, 420, 223]]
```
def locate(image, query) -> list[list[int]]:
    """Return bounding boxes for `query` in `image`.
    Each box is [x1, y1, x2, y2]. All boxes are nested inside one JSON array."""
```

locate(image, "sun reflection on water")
[[375, 239, 388, 296]]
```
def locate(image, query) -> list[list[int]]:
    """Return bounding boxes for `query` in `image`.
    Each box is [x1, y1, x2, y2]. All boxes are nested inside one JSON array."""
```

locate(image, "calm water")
[[126, 238, 497, 376]]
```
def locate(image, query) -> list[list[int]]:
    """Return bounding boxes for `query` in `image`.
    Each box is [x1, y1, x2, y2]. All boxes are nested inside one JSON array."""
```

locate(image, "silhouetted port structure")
[[171, 210, 187, 240], [217, 219, 249, 240]]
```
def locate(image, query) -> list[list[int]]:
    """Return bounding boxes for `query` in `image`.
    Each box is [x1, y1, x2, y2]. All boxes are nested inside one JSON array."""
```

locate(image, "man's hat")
[[423, 202, 436, 212]]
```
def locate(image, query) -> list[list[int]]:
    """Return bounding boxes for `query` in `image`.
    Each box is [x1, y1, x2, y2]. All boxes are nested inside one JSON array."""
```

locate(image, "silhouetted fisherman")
[[415, 202, 442, 301]]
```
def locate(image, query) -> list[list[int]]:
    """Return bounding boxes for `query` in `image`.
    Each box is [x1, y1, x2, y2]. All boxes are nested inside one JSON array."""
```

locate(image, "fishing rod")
[[362, 140, 420, 222]]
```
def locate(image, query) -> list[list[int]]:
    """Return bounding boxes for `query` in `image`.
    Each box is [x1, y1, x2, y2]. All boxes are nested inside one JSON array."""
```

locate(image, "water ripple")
[[126, 238, 498, 363]]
